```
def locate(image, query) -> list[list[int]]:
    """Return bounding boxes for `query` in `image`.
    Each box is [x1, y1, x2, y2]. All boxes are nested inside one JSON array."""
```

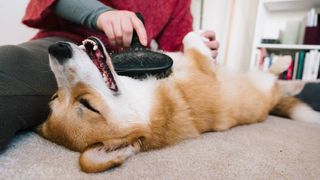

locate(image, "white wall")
[[191, 0, 259, 72], [201, 0, 230, 65], [226, 0, 259, 72], [0, 1, 36, 45]]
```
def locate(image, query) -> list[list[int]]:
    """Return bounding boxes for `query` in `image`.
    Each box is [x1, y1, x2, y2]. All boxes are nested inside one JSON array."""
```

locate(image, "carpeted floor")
[[0, 116, 319, 180]]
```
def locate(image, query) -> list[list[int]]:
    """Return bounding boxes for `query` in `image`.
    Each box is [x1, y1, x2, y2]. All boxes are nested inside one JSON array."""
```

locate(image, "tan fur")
[[80, 154, 124, 173], [271, 96, 303, 119], [38, 48, 295, 173], [79, 143, 126, 173]]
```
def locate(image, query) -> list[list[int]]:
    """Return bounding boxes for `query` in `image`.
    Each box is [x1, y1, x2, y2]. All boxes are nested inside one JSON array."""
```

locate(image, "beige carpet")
[[0, 116, 319, 180]]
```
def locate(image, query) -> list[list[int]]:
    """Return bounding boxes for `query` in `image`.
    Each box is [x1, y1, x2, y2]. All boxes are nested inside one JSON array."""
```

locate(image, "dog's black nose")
[[48, 42, 72, 64]]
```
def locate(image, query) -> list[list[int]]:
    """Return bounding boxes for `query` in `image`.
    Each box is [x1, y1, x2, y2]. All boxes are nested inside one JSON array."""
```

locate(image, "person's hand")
[[97, 10, 147, 47], [201, 31, 219, 59]]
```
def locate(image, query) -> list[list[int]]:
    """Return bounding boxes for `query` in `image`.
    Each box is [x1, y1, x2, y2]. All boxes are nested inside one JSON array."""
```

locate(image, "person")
[[0, 0, 219, 150]]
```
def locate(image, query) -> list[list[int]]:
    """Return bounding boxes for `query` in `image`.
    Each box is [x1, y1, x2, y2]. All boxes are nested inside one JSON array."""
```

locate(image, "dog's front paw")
[[183, 32, 212, 59]]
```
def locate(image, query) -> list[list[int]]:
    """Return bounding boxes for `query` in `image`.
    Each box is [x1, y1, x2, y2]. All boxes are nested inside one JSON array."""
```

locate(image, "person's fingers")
[[131, 15, 147, 46], [102, 21, 116, 45], [97, 11, 148, 47], [112, 17, 123, 46], [205, 41, 219, 50], [201, 31, 216, 41], [212, 50, 218, 59], [121, 16, 133, 47]]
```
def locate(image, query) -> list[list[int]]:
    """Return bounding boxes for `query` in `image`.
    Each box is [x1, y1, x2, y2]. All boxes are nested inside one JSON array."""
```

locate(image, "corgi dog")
[[38, 32, 320, 173]]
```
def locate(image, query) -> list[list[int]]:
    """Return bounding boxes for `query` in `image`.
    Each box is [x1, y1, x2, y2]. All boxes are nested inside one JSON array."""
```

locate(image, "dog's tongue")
[[81, 37, 119, 93]]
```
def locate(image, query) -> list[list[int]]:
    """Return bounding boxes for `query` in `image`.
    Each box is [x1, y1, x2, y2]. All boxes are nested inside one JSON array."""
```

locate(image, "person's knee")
[[0, 44, 56, 95], [0, 45, 33, 65], [0, 45, 37, 74]]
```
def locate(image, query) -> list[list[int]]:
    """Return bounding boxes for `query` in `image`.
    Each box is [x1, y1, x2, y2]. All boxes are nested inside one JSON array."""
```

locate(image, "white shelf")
[[263, 0, 320, 12], [250, 0, 320, 70], [257, 43, 320, 50]]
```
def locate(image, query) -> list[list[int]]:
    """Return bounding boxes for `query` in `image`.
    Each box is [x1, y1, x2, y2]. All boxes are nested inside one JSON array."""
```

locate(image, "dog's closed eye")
[[51, 93, 58, 100], [79, 98, 100, 114]]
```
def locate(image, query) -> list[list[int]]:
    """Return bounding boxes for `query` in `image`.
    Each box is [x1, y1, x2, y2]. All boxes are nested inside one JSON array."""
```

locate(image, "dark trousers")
[[0, 37, 68, 150], [296, 83, 320, 111]]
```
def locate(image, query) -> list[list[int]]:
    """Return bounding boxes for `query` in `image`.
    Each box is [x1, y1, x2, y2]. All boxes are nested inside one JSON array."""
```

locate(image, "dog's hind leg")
[[182, 32, 215, 76], [268, 56, 291, 75], [183, 32, 212, 59], [185, 49, 216, 76]]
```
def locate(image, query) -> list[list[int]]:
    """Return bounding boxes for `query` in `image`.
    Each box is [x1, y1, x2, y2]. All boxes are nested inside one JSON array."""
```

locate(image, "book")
[[252, 49, 261, 69], [282, 70, 288, 80], [292, 52, 299, 80], [269, 54, 274, 68], [263, 57, 270, 72], [310, 50, 320, 80], [318, 63, 320, 79], [312, 52, 320, 80], [296, 51, 306, 80], [302, 52, 310, 80], [259, 48, 266, 70], [286, 56, 294, 80], [308, 51, 314, 80]]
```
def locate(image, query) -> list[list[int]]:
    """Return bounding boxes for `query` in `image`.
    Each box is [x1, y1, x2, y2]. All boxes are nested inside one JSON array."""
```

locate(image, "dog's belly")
[[174, 71, 279, 132], [217, 74, 279, 124]]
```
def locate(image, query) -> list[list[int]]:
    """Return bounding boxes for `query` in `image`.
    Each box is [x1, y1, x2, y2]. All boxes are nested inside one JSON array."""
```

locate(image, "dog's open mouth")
[[80, 37, 118, 92]]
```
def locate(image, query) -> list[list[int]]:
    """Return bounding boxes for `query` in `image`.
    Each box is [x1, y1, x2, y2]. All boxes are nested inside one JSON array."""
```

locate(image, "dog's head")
[[38, 37, 148, 172]]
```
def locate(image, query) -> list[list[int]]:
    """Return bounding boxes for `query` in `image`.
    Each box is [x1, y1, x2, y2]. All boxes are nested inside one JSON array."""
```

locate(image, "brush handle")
[[131, 12, 145, 47]]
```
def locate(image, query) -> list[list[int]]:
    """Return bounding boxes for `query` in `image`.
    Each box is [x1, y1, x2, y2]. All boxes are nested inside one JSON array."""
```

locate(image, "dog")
[[37, 32, 320, 173]]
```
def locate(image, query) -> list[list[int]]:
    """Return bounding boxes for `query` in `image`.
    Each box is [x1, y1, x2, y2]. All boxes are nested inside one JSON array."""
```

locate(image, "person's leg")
[[0, 37, 69, 150], [296, 82, 320, 111], [279, 80, 320, 111]]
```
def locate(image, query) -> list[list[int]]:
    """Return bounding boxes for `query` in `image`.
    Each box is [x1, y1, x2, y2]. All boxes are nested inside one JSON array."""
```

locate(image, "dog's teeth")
[[79, 45, 85, 50], [82, 39, 97, 45], [88, 39, 96, 45], [103, 74, 108, 81], [93, 45, 98, 51]]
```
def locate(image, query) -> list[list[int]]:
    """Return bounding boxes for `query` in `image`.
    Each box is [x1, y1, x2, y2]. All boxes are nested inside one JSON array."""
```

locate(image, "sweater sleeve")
[[22, 0, 58, 28], [53, 0, 113, 30], [22, 0, 112, 30], [156, 0, 193, 52]]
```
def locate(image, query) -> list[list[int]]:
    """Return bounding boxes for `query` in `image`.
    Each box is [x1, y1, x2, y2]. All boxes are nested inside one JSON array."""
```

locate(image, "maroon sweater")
[[22, 0, 193, 51]]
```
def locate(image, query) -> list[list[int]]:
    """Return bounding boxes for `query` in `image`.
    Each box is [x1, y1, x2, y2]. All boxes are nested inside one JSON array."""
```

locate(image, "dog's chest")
[[108, 77, 159, 125]]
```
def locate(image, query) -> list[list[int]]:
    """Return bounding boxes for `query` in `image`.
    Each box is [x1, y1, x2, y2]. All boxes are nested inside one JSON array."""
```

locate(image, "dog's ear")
[[79, 142, 140, 173], [34, 122, 47, 137]]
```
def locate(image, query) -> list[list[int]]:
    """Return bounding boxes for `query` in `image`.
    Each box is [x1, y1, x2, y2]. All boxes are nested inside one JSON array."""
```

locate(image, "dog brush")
[[110, 13, 173, 79]]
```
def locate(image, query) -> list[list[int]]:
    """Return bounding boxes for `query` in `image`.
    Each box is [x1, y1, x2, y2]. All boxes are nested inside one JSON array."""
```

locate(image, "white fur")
[[291, 104, 320, 123], [268, 55, 292, 74], [246, 70, 277, 92], [183, 32, 212, 59], [49, 43, 157, 127], [49, 43, 109, 95], [105, 76, 158, 126], [82, 144, 137, 164]]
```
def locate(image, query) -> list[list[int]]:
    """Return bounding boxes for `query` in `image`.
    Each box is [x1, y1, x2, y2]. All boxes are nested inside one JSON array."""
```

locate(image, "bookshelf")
[[250, 0, 320, 81], [257, 44, 320, 50], [263, 0, 320, 12]]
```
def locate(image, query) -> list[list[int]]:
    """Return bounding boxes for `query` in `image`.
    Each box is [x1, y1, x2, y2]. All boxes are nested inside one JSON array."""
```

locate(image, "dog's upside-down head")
[[40, 37, 158, 172]]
